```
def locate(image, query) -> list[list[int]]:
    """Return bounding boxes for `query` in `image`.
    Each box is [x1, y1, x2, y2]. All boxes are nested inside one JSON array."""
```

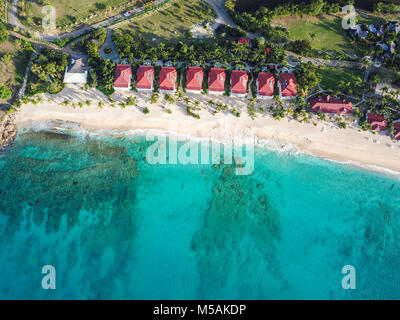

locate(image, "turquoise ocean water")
[[0, 128, 400, 300]]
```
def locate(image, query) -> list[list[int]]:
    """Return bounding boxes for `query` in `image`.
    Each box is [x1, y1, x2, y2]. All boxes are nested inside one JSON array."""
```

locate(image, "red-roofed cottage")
[[186, 66, 204, 93], [367, 113, 387, 131], [238, 37, 250, 46], [394, 121, 400, 140], [208, 68, 226, 95], [114, 64, 132, 91], [159, 67, 177, 93], [278, 73, 297, 99], [136, 65, 154, 92], [257, 72, 275, 99], [309, 96, 353, 114], [265, 47, 271, 55], [230, 70, 248, 97]]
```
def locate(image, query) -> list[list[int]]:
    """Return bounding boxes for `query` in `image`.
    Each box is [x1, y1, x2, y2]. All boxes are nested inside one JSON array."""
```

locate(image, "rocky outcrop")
[[0, 113, 17, 151]]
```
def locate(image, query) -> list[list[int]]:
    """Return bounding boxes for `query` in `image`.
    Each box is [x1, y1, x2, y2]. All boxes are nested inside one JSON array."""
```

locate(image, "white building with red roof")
[[278, 73, 297, 99], [159, 67, 177, 93], [238, 37, 250, 46], [309, 96, 353, 114], [136, 65, 154, 92], [208, 68, 226, 95], [367, 113, 387, 131], [257, 72, 275, 99], [230, 70, 248, 97], [114, 64, 132, 91], [186, 67, 203, 93]]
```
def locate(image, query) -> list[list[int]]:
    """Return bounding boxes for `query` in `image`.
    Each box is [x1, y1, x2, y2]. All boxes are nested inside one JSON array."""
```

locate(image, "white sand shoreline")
[[13, 85, 400, 176]]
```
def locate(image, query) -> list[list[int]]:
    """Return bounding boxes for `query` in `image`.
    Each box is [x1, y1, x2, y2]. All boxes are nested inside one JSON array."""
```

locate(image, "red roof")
[[367, 113, 387, 131], [136, 65, 154, 90], [114, 64, 132, 88], [257, 72, 275, 97], [208, 68, 226, 92], [310, 95, 353, 114], [238, 37, 250, 45], [230, 70, 248, 95], [186, 67, 203, 92], [279, 73, 297, 97], [159, 67, 177, 91], [394, 122, 400, 140], [265, 47, 271, 54]]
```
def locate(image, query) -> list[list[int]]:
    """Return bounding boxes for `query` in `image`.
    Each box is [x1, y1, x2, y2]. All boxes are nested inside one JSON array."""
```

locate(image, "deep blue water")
[[0, 129, 400, 299]]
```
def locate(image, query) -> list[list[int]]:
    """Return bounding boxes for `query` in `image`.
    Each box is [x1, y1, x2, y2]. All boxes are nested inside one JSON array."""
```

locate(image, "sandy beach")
[[13, 85, 400, 174]]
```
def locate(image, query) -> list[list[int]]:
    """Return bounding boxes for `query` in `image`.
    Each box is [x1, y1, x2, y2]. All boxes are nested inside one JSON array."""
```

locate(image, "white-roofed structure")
[[63, 55, 90, 84]]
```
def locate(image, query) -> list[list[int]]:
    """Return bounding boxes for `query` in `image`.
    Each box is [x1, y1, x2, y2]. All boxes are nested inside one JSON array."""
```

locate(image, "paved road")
[[204, 0, 258, 39]]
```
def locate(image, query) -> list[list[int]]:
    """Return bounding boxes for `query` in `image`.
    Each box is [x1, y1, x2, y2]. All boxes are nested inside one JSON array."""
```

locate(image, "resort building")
[[256, 72, 275, 99], [230, 70, 248, 97], [278, 73, 297, 99], [208, 68, 226, 95], [367, 113, 387, 131], [186, 67, 204, 93], [394, 121, 400, 141], [63, 55, 90, 84], [136, 65, 154, 92], [159, 67, 177, 93], [114, 64, 132, 91], [238, 37, 250, 46], [309, 96, 353, 114]]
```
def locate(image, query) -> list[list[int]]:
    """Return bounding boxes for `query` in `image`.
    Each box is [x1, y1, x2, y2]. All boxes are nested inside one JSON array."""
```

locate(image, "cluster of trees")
[[225, 0, 341, 40], [112, 30, 286, 68], [27, 48, 69, 96], [0, 22, 8, 43], [373, 2, 400, 14], [0, 83, 12, 100], [294, 62, 322, 95], [285, 39, 313, 56], [349, 22, 400, 71], [74, 29, 116, 95]]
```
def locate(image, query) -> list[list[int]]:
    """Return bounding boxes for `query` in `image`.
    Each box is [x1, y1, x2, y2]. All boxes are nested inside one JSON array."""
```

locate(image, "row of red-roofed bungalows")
[[114, 64, 297, 98]]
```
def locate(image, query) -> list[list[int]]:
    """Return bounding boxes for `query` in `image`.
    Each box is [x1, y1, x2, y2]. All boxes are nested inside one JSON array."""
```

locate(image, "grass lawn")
[[116, 0, 215, 45], [0, 39, 31, 103], [20, 0, 138, 30], [317, 66, 364, 95], [274, 13, 385, 56]]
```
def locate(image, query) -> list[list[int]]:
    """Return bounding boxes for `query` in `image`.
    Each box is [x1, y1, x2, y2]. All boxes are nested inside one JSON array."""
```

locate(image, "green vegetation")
[[27, 47, 69, 96], [0, 38, 32, 102], [117, 0, 214, 44], [225, 0, 341, 43], [0, 21, 8, 43], [17, 0, 139, 31], [373, 2, 400, 14], [112, 30, 285, 69], [0, 83, 12, 99], [317, 66, 364, 96], [278, 13, 384, 57], [74, 29, 115, 95], [294, 62, 321, 94]]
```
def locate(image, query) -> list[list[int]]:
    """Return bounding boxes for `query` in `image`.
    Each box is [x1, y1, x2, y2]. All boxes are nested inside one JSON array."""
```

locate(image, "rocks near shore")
[[0, 114, 17, 151]]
